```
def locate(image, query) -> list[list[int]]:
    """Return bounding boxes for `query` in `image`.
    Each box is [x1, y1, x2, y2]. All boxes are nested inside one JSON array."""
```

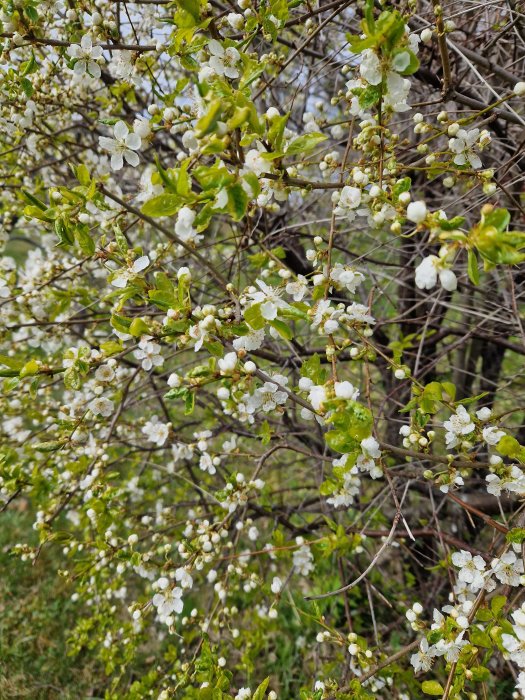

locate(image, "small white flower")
[[245, 149, 271, 176], [175, 207, 201, 244], [451, 549, 487, 591], [338, 185, 361, 210], [449, 128, 483, 169], [227, 12, 244, 30], [142, 416, 170, 446], [247, 279, 290, 320], [99, 121, 141, 171], [476, 407, 492, 421], [271, 576, 282, 594], [68, 35, 103, 78], [410, 638, 437, 673], [439, 268, 457, 292], [292, 537, 314, 576], [491, 551, 524, 586], [308, 385, 327, 411], [502, 631, 525, 667], [406, 200, 428, 224], [175, 567, 193, 589], [111, 255, 150, 288], [516, 671, 525, 697], [361, 436, 381, 459], [95, 365, 115, 383], [246, 374, 288, 413], [415, 256, 456, 292], [444, 406, 474, 436], [436, 632, 468, 662], [415, 255, 438, 290], [134, 336, 164, 371], [88, 396, 114, 417], [218, 351, 237, 374], [207, 39, 241, 79], [232, 329, 265, 352], [329, 264, 364, 294], [360, 49, 382, 85], [345, 302, 375, 325], [152, 585, 183, 618], [286, 275, 308, 301], [482, 426, 505, 446], [334, 381, 359, 400]]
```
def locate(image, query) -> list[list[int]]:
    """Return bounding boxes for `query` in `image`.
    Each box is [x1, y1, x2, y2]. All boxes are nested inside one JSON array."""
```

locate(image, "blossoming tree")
[[1, 0, 525, 697]]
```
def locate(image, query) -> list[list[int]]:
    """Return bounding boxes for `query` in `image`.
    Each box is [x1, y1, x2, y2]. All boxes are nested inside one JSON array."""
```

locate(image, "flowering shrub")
[[1, 0, 525, 698]]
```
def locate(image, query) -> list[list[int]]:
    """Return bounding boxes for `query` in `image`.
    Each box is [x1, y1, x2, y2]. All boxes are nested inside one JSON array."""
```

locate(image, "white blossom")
[[142, 416, 170, 446], [449, 128, 483, 169], [88, 396, 114, 417], [207, 39, 241, 79], [292, 537, 314, 576], [134, 337, 164, 371], [68, 35, 103, 78], [111, 255, 150, 288], [99, 121, 141, 170], [451, 550, 487, 592], [491, 551, 524, 586]]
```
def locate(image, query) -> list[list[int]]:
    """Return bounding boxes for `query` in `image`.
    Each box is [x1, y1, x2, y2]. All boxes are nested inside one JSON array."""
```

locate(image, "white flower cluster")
[[345, 31, 419, 117], [503, 603, 525, 684], [448, 126, 490, 170]]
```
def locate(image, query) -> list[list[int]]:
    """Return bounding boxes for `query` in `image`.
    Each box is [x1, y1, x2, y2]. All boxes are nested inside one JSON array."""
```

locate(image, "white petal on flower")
[[114, 120, 129, 140]]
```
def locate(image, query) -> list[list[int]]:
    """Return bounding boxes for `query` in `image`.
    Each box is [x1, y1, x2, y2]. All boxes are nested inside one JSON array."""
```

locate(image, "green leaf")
[[422, 680, 444, 696], [0, 354, 23, 370], [19, 359, 39, 377], [129, 318, 151, 337], [20, 77, 34, 98], [258, 420, 272, 445], [227, 182, 248, 221], [490, 595, 507, 616], [483, 208, 510, 232], [22, 190, 47, 211], [300, 354, 327, 385], [470, 626, 492, 648], [21, 52, 38, 77], [267, 114, 289, 151], [396, 49, 419, 75], [359, 84, 382, 109], [76, 164, 91, 187], [175, 0, 201, 24], [253, 677, 270, 700], [269, 0, 288, 21], [64, 367, 81, 390], [100, 341, 123, 356], [286, 133, 327, 156], [195, 99, 222, 138], [110, 313, 132, 334], [75, 226, 95, 255], [25, 4, 39, 21], [243, 171, 260, 198], [439, 215, 466, 231], [506, 528, 525, 544], [34, 440, 67, 453], [268, 319, 293, 340], [141, 194, 183, 217], [467, 249, 479, 285], [184, 390, 195, 415], [471, 666, 490, 682], [244, 303, 266, 330]]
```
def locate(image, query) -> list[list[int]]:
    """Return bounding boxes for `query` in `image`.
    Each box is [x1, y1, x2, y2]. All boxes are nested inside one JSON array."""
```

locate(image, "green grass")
[[0, 509, 100, 699]]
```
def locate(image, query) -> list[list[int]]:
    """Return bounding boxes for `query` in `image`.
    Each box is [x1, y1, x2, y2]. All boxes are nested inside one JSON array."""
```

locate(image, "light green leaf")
[[286, 133, 327, 156], [422, 680, 444, 696]]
